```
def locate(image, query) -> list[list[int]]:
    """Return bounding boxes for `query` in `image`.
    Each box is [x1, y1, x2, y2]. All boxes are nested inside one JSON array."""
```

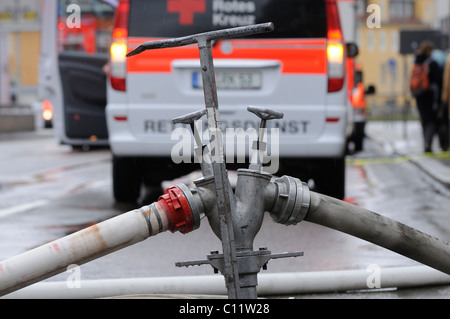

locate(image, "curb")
[[409, 154, 450, 189], [365, 126, 450, 189]]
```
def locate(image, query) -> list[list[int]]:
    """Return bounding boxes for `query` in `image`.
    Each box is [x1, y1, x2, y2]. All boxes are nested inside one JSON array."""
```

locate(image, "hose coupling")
[[269, 175, 311, 226], [158, 185, 201, 234]]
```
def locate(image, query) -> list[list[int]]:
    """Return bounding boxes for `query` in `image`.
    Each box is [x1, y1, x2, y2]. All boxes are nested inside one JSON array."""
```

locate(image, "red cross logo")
[[167, 0, 206, 25]]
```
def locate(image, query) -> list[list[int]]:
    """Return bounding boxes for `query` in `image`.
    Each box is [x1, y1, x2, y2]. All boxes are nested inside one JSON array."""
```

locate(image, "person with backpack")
[[441, 52, 450, 152], [411, 41, 444, 153], [432, 49, 449, 152]]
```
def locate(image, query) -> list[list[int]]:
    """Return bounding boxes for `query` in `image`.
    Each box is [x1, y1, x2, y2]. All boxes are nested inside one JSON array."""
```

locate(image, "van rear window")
[[128, 0, 327, 39]]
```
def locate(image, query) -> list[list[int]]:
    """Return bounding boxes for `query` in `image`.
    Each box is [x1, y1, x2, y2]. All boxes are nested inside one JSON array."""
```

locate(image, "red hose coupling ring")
[[158, 186, 194, 234]]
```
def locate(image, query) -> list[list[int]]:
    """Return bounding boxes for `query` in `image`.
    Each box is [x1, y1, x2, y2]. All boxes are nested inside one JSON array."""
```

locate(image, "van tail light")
[[42, 99, 53, 121], [110, 0, 129, 91], [326, 0, 345, 93]]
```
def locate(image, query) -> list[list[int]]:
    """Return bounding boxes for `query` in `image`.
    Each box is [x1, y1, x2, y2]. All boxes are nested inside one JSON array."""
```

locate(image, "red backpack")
[[410, 59, 430, 97]]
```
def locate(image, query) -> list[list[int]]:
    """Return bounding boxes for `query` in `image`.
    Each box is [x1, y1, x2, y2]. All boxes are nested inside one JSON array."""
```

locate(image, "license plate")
[[192, 71, 262, 90]]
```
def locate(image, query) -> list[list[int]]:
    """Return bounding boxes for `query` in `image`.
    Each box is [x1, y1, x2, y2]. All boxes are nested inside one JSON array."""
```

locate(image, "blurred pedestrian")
[[431, 49, 449, 152], [411, 41, 443, 153], [441, 51, 450, 151]]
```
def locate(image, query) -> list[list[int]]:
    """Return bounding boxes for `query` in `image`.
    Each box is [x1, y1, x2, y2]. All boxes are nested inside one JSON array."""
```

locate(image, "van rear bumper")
[[108, 130, 347, 159], [107, 98, 348, 160]]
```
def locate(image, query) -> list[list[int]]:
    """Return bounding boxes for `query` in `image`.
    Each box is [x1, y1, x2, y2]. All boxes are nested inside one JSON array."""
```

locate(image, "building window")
[[390, 0, 413, 20], [424, 3, 432, 22], [390, 30, 399, 52], [379, 30, 386, 52], [356, 0, 367, 17], [367, 30, 375, 52], [356, 28, 362, 50]]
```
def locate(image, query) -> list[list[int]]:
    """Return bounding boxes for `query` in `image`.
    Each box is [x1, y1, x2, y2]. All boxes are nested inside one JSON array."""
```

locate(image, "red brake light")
[[326, 0, 343, 39], [110, 0, 129, 92], [113, 27, 128, 39], [327, 29, 342, 41], [326, 0, 345, 93], [113, 0, 129, 34]]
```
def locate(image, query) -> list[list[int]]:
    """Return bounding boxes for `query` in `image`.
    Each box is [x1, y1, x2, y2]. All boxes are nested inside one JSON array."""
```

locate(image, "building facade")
[[0, 0, 40, 106], [355, 0, 449, 112]]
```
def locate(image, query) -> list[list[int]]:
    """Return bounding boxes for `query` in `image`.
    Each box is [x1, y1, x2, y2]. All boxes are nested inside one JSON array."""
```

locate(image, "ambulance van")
[[106, 0, 355, 204]]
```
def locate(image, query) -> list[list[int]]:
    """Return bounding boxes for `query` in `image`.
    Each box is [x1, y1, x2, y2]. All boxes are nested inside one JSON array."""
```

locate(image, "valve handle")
[[247, 106, 284, 122], [247, 106, 284, 171], [172, 108, 206, 146], [172, 109, 212, 177], [172, 109, 206, 125]]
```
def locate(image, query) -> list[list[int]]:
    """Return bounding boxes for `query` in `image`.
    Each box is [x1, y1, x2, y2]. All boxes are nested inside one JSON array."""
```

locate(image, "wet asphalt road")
[[1, 123, 450, 298]]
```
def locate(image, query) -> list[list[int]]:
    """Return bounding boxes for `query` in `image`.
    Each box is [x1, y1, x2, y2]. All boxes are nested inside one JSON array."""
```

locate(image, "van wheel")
[[314, 157, 346, 200], [112, 156, 142, 204]]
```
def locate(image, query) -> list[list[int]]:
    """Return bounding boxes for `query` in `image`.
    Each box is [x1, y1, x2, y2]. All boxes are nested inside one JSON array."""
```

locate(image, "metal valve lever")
[[247, 105, 284, 121], [172, 109, 213, 177], [247, 106, 284, 171], [172, 108, 206, 127]]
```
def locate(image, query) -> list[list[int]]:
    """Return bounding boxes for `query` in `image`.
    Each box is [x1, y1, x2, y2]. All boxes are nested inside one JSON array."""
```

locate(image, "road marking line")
[[0, 200, 48, 218], [347, 152, 450, 166]]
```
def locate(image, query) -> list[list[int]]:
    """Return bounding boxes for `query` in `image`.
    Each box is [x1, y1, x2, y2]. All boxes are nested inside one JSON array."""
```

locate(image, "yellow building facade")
[[356, 0, 440, 111], [0, 0, 40, 105]]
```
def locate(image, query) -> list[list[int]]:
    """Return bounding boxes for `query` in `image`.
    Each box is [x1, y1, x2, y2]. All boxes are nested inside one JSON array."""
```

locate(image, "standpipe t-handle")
[[126, 22, 274, 57], [127, 23, 275, 300]]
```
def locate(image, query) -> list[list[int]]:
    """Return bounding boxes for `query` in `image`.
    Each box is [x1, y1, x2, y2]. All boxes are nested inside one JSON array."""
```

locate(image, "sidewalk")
[[365, 120, 450, 188]]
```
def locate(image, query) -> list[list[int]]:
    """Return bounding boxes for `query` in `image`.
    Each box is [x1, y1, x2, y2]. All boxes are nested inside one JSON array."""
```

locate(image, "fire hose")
[[306, 192, 450, 275], [0, 186, 201, 297]]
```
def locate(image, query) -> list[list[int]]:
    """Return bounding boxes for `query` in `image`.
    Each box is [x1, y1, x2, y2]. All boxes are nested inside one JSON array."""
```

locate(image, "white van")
[[106, 0, 354, 204]]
